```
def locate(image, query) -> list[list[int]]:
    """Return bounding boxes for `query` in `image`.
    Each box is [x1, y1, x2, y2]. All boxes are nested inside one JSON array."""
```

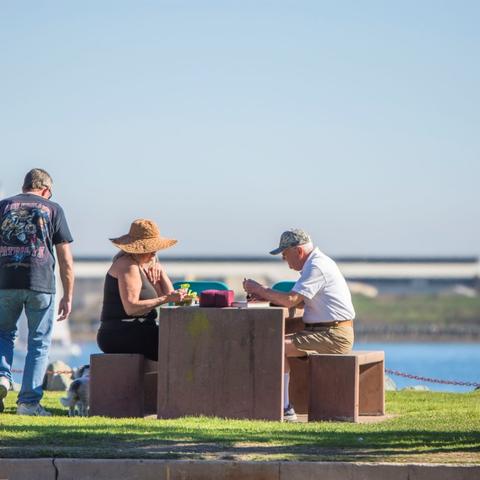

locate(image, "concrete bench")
[[290, 350, 385, 422], [89, 353, 157, 418]]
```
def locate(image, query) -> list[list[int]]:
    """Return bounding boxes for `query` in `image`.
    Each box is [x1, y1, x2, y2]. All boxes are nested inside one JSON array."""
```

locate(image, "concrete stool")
[[309, 351, 385, 422], [89, 353, 157, 418]]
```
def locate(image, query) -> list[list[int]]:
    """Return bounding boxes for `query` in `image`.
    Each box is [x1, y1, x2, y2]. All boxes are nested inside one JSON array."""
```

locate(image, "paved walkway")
[[1, 458, 479, 480]]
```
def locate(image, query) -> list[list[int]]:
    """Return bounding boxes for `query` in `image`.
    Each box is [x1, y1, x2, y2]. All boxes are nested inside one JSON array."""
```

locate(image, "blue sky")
[[1, 1, 478, 257]]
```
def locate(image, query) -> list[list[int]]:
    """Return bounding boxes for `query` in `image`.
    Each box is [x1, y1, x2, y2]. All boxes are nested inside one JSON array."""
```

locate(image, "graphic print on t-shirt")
[[0, 193, 72, 293], [0, 201, 51, 267]]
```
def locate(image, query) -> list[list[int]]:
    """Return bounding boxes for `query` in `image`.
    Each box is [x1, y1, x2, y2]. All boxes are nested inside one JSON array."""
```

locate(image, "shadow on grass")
[[1, 418, 479, 458]]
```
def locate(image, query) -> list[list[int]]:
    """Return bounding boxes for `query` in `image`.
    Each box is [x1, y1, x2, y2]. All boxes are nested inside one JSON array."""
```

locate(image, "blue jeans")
[[0, 289, 55, 404]]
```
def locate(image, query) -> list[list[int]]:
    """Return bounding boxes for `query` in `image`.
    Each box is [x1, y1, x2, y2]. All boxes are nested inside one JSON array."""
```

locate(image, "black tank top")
[[100, 268, 158, 323]]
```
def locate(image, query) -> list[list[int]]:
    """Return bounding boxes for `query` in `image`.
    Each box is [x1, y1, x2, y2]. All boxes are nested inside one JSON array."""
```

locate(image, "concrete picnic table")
[[157, 305, 303, 421]]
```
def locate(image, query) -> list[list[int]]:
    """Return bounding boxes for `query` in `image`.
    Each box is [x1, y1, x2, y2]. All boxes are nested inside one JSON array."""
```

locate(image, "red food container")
[[199, 290, 235, 307]]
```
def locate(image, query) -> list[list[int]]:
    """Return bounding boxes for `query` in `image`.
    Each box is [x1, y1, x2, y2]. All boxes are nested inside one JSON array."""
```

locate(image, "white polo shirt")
[[292, 248, 355, 324]]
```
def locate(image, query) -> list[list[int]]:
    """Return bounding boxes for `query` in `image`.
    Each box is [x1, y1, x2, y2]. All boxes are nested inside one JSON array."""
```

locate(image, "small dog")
[[60, 364, 90, 416]]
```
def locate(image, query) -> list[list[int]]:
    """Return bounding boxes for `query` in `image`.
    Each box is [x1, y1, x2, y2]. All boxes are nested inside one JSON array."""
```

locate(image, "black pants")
[[97, 321, 158, 361]]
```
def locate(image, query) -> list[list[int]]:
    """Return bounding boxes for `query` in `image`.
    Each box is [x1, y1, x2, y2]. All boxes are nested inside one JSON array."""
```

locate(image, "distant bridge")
[[74, 255, 479, 279], [73, 256, 480, 295]]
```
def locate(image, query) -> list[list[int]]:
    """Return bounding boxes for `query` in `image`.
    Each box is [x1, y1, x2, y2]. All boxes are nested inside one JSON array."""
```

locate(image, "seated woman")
[[97, 219, 185, 361]]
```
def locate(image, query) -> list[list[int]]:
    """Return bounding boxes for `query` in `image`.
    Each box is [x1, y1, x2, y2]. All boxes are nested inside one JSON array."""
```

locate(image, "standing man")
[[243, 229, 355, 421], [0, 169, 74, 416]]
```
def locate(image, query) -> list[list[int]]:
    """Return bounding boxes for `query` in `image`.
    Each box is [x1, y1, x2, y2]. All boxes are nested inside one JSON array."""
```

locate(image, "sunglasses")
[[43, 186, 52, 200]]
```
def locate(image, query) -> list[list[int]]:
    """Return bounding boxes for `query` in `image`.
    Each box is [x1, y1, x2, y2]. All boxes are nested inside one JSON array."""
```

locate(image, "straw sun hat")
[[110, 219, 177, 254]]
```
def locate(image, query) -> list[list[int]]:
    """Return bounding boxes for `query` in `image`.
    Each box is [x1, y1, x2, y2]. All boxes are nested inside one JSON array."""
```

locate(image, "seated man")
[[243, 228, 355, 421]]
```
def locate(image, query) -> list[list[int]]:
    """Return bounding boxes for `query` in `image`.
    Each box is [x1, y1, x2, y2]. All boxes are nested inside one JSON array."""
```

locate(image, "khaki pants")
[[291, 325, 354, 354]]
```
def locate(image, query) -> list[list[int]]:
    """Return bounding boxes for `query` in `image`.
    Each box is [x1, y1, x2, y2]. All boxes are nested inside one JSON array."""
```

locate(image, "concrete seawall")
[[1, 459, 479, 480]]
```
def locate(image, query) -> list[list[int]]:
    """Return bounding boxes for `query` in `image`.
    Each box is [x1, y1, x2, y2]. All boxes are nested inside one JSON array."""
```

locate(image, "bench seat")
[[290, 350, 385, 422], [89, 353, 157, 418]]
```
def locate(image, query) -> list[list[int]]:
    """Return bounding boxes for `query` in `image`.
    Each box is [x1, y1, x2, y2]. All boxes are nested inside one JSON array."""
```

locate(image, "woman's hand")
[[145, 261, 163, 285], [167, 289, 187, 304]]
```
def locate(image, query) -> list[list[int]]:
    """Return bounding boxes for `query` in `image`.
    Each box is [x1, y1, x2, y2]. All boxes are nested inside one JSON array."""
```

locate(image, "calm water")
[[355, 342, 480, 393], [12, 341, 480, 393]]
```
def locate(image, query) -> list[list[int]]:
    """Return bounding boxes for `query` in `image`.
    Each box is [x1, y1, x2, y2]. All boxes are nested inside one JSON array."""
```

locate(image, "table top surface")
[[160, 304, 304, 318]]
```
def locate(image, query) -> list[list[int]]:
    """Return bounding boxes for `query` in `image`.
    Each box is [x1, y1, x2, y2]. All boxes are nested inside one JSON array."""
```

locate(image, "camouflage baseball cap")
[[269, 229, 312, 255]]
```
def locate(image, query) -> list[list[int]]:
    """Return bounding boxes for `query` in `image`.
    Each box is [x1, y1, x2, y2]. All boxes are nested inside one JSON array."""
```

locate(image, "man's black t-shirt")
[[0, 193, 73, 294]]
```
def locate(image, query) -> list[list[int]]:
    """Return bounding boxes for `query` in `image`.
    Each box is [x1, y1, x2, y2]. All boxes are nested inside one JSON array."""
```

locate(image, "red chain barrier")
[[385, 368, 480, 388]]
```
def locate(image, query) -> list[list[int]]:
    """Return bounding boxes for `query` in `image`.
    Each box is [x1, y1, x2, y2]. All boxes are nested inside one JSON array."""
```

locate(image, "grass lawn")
[[0, 390, 479, 463]]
